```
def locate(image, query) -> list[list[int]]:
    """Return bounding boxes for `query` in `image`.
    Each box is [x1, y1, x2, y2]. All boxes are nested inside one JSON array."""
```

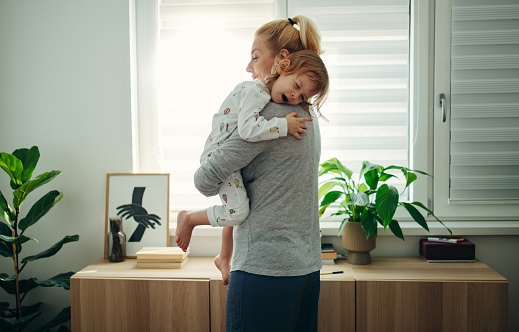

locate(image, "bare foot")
[[214, 254, 231, 285], [175, 210, 194, 252]]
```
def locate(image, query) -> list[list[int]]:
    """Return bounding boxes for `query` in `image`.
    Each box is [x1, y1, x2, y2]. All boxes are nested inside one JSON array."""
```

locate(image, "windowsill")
[[170, 220, 519, 238]]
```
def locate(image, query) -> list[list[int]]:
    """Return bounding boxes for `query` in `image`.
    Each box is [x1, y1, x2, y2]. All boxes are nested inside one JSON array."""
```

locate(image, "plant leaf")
[[364, 168, 379, 190], [319, 158, 340, 176], [16, 302, 41, 316], [22, 235, 79, 263], [410, 202, 452, 235], [0, 274, 15, 296], [18, 278, 39, 295], [35, 306, 71, 332], [320, 191, 343, 207], [401, 202, 429, 231], [357, 183, 369, 193], [0, 222, 14, 258], [360, 161, 382, 178], [0, 190, 15, 225], [18, 191, 63, 232], [378, 172, 396, 182], [361, 210, 378, 238], [319, 181, 339, 200], [57, 325, 72, 332], [383, 165, 407, 173], [319, 205, 328, 217], [12, 146, 40, 184], [0, 311, 40, 331], [334, 159, 353, 179], [405, 171, 418, 187], [34, 272, 74, 290], [12, 171, 62, 209], [413, 169, 432, 177], [0, 319, 17, 332], [388, 219, 405, 240], [351, 192, 369, 206], [0, 273, 12, 280], [0, 153, 23, 189], [331, 209, 348, 216], [21, 302, 41, 318], [375, 184, 399, 226], [0, 234, 35, 246]]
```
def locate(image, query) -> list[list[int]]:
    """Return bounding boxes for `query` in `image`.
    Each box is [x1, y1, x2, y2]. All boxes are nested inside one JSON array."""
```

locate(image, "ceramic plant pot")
[[342, 221, 376, 265]]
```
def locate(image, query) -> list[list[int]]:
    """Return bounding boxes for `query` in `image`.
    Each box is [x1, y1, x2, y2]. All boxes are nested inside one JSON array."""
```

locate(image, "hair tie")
[[288, 18, 295, 26]]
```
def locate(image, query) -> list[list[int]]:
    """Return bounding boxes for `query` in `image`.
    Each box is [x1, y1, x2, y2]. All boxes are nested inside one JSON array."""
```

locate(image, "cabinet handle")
[[439, 93, 446, 122]]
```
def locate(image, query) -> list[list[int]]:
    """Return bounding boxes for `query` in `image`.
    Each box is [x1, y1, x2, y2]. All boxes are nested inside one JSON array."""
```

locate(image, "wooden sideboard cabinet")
[[71, 257, 507, 332], [352, 258, 508, 332], [70, 257, 354, 332]]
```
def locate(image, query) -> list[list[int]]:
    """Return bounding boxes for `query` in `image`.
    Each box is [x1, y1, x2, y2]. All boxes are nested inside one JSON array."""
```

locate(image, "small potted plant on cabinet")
[[319, 158, 451, 264]]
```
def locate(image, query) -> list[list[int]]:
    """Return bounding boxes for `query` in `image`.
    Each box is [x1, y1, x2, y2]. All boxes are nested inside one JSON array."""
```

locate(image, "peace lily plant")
[[318, 158, 451, 240]]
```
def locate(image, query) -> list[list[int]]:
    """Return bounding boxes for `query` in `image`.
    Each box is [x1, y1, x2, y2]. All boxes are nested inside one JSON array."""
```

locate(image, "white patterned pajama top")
[[201, 80, 288, 227]]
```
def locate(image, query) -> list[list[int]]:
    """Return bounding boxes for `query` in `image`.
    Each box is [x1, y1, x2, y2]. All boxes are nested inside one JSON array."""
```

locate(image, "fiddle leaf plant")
[[0, 146, 79, 332], [318, 158, 451, 240]]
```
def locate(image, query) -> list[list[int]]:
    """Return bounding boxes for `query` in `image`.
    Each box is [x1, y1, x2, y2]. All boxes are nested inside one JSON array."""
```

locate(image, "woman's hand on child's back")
[[285, 112, 313, 140]]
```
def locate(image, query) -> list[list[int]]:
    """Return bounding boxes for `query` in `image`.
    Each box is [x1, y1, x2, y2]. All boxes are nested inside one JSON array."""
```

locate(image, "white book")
[[137, 257, 189, 269], [136, 247, 189, 261]]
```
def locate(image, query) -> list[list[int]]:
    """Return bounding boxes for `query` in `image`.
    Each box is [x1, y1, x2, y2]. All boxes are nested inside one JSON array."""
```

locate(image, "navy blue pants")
[[225, 270, 320, 332]]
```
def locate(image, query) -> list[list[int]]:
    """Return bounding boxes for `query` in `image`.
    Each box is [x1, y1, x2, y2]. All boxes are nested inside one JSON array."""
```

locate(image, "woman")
[[194, 16, 325, 332]]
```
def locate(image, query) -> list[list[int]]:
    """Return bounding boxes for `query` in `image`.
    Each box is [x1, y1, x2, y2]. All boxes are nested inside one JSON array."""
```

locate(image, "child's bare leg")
[[214, 226, 233, 285], [175, 209, 210, 251]]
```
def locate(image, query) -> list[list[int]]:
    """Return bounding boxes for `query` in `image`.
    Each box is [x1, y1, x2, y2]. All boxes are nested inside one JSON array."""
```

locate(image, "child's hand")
[[285, 112, 313, 140]]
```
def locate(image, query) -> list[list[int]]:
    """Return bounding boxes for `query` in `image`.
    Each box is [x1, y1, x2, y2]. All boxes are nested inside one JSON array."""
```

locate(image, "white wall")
[[0, 1, 517, 332], [0, 0, 132, 329]]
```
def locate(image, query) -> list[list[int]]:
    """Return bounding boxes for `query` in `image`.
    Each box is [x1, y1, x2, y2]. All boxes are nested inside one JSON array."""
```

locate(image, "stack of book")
[[136, 247, 189, 269], [321, 243, 337, 264]]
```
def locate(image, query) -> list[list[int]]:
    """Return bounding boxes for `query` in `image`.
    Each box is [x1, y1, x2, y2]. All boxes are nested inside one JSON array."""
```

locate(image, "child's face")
[[246, 35, 276, 81], [270, 73, 317, 106]]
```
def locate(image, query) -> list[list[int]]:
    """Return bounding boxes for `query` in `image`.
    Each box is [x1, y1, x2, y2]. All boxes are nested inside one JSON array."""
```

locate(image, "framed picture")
[[105, 173, 170, 258]]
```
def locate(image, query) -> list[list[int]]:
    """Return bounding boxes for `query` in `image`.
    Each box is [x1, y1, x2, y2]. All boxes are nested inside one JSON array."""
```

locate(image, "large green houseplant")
[[319, 158, 451, 241], [0, 146, 79, 332]]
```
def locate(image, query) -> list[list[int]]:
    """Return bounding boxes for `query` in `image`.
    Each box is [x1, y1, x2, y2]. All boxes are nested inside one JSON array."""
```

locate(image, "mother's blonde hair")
[[255, 15, 322, 59]]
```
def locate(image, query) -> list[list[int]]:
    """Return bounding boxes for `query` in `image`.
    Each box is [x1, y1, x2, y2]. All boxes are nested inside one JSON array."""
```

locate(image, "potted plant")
[[0, 146, 79, 331], [319, 158, 451, 264]]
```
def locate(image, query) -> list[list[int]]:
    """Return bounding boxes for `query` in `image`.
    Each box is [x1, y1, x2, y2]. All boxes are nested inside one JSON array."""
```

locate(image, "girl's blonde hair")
[[255, 15, 322, 58], [265, 50, 329, 114]]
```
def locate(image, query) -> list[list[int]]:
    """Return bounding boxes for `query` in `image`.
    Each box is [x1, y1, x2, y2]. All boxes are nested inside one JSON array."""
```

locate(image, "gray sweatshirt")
[[194, 102, 322, 277]]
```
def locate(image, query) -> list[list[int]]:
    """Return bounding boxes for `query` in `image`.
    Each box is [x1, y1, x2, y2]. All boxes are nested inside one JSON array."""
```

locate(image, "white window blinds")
[[449, 0, 519, 202], [157, 0, 278, 211], [288, 0, 410, 170], [155, 0, 410, 212]]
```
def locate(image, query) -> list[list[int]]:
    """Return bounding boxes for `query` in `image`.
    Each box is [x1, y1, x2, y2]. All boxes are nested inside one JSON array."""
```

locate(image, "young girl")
[[176, 49, 328, 265]]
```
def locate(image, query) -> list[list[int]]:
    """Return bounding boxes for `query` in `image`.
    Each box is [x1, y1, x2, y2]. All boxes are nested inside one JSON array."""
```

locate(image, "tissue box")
[[419, 239, 475, 261]]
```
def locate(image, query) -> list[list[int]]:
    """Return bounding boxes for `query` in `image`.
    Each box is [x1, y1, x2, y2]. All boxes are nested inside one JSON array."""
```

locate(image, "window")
[[433, 0, 519, 219], [155, 0, 279, 212], [135, 0, 412, 216], [132, 0, 519, 224]]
